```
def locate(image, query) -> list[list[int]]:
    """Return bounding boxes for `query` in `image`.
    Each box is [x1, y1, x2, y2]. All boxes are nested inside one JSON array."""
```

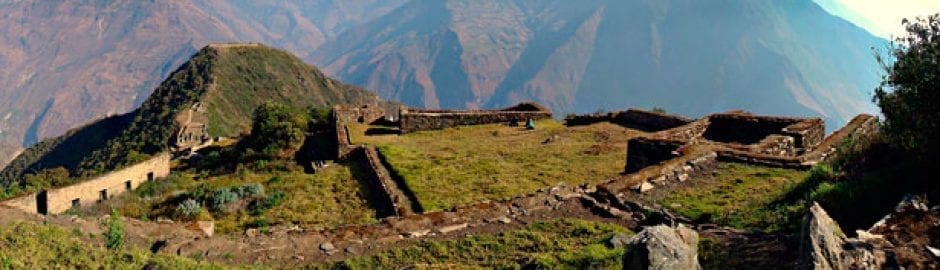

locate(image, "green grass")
[[111, 163, 377, 234], [351, 120, 643, 211], [321, 219, 631, 269], [0, 221, 230, 269], [657, 163, 810, 232]]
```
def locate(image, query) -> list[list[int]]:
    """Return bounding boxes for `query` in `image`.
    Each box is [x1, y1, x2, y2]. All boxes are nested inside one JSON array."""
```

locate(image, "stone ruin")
[[593, 109, 876, 205], [172, 102, 213, 152], [398, 102, 553, 134]]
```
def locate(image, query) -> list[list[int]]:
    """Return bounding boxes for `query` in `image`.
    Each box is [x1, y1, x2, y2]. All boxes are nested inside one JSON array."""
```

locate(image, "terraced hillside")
[[0, 44, 378, 195]]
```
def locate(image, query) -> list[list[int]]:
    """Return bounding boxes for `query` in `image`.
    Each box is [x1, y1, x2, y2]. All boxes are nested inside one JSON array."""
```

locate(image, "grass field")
[[109, 163, 378, 234], [322, 218, 631, 269], [657, 163, 810, 232], [349, 120, 644, 211]]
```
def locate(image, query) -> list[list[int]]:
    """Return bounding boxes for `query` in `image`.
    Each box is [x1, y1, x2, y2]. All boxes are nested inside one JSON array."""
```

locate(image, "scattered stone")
[[186, 221, 214, 237], [632, 182, 654, 193], [245, 228, 259, 238], [497, 216, 512, 224], [434, 223, 468, 234], [292, 255, 305, 261], [622, 224, 701, 270], [926, 246, 940, 258], [320, 242, 335, 253], [404, 229, 431, 238], [677, 173, 689, 182], [345, 246, 358, 255], [156, 217, 174, 224]]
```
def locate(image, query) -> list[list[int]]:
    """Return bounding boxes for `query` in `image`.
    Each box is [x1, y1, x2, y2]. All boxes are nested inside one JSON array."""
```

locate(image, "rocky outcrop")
[[622, 224, 702, 270], [798, 202, 898, 270]]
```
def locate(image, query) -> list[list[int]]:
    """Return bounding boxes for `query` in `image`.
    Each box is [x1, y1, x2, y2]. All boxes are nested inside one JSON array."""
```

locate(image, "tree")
[[874, 14, 940, 159], [246, 102, 308, 158]]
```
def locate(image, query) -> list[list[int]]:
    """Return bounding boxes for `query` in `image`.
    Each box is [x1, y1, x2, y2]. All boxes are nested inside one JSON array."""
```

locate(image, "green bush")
[[245, 102, 308, 158], [175, 199, 202, 219], [248, 191, 285, 216], [104, 210, 125, 251], [208, 188, 239, 212], [235, 183, 264, 198]]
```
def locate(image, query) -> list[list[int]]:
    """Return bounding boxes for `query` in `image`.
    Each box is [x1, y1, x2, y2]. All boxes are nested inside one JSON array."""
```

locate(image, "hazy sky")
[[814, 0, 940, 39]]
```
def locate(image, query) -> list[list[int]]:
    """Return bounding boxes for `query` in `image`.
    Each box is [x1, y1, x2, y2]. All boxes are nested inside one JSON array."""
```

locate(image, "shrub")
[[235, 183, 264, 198], [208, 188, 239, 212], [248, 191, 285, 216], [104, 209, 125, 251], [175, 199, 202, 219], [246, 102, 308, 158]]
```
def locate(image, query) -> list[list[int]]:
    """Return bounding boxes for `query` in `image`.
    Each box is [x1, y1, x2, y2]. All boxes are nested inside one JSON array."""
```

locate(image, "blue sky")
[[813, 0, 940, 39]]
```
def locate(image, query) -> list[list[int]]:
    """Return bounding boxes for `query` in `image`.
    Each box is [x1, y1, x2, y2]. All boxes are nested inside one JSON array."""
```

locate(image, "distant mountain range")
[[0, 0, 886, 168], [314, 0, 886, 124], [0, 0, 407, 167]]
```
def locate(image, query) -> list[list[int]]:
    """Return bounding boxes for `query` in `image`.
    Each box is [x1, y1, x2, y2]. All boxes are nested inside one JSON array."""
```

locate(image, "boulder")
[[622, 224, 701, 270], [798, 202, 897, 270]]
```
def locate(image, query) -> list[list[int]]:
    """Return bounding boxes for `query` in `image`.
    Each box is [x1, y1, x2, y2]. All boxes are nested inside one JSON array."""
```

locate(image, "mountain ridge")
[[313, 0, 886, 128], [0, 43, 378, 189]]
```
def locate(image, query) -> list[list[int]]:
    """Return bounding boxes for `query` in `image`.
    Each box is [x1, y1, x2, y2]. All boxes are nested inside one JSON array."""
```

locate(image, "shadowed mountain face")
[[313, 0, 886, 128], [0, 0, 407, 167]]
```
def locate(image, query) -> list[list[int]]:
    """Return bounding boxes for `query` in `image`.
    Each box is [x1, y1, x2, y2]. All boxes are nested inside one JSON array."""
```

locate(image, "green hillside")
[[1, 44, 378, 193]]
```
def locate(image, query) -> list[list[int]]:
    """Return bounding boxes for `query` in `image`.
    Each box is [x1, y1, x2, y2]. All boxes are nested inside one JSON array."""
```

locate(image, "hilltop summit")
[[0, 44, 378, 186]]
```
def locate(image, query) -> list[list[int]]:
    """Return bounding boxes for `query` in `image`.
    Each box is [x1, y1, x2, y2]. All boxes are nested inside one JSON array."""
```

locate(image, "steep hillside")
[[0, 44, 378, 187], [313, 0, 886, 127], [0, 0, 407, 167]]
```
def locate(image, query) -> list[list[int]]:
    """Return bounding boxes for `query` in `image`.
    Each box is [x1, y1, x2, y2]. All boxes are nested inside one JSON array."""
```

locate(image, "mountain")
[[0, 0, 407, 167], [313, 0, 887, 128], [0, 44, 378, 187]]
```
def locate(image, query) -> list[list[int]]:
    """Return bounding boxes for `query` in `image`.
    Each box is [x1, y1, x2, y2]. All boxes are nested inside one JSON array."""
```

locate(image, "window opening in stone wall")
[[71, 199, 80, 208], [147, 172, 154, 182], [99, 189, 108, 202], [125, 180, 132, 190]]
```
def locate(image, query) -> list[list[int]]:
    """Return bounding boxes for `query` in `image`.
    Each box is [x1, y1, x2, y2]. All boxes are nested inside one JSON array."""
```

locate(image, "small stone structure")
[[593, 112, 875, 202], [1, 153, 170, 215], [398, 102, 552, 134], [172, 102, 212, 151], [333, 103, 387, 125], [565, 109, 693, 132]]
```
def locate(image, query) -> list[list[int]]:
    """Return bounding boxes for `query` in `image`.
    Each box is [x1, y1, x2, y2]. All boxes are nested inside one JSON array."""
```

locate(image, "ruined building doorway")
[[36, 191, 47, 215]]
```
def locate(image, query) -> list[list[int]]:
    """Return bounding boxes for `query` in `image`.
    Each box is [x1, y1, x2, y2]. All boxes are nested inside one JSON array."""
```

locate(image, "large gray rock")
[[623, 224, 702, 270], [798, 202, 896, 270]]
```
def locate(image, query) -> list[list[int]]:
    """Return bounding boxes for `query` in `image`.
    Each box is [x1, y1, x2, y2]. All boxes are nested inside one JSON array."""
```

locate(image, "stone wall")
[[334, 104, 387, 125], [565, 109, 693, 132], [625, 138, 685, 173], [602, 148, 719, 196], [352, 147, 414, 217], [702, 114, 823, 148], [1, 153, 170, 215], [399, 102, 552, 134]]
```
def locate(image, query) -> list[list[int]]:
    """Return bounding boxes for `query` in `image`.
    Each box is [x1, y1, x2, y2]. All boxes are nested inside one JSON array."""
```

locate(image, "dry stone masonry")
[[1, 153, 170, 214], [398, 102, 552, 134]]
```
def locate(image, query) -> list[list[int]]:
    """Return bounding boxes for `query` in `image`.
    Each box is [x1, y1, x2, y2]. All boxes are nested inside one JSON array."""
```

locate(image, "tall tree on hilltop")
[[874, 14, 940, 159]]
